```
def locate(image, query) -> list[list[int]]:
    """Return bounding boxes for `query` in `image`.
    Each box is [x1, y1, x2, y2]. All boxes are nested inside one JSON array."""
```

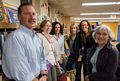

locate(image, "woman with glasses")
[[37, 20, 57, 81], [85, 25, 119, 81]]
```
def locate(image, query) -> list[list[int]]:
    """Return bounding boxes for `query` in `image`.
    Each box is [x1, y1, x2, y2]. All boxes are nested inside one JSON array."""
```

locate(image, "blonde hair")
[[70, 24, 78, 32]]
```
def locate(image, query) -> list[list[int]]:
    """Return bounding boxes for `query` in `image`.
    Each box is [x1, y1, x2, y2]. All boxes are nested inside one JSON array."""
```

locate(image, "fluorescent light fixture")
[[82, 2, 120, 6], [74, 17, 120, 22], [75, 20, 120, 22], [80, 12, 120, 15], [74, 17, 120, 21]]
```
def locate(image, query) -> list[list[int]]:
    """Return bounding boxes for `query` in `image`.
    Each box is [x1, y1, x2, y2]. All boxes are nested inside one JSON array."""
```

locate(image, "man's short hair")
[[18, 3, 33, 15]]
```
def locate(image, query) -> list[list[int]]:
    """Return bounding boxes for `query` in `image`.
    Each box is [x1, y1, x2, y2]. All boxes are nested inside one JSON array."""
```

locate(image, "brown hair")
[[79, 20, 92, 34], [39, 20, 51, 33]]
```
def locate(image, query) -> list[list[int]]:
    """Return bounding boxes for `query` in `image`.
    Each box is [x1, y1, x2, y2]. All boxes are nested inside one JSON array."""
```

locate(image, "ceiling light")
[[82, 2, 120, 6], [75, 20, 120, 22], [74, 17, 120, 20], [74, 18, 120, 22], [80, 12, 120, 15]]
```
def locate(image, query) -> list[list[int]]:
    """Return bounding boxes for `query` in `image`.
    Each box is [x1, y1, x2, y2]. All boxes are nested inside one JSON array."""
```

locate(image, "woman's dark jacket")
[[72, 31, 95, 62], [116, 43, 120, 52], [116, 43, 120, 81], [66, 31, 95, 71], [65, 36, 76, 70], [86, 41, 119, 81]]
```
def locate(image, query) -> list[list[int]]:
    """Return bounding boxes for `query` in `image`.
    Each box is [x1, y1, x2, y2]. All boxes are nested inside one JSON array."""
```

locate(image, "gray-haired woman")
[[85, 25, 119, 81]]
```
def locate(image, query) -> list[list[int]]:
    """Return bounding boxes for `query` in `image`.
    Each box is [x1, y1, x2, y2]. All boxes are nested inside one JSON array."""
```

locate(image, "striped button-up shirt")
[[2, 25, 47, 81]]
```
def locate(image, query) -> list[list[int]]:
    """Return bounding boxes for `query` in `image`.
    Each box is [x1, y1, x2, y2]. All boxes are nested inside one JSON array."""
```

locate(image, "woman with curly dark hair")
[[50, 22, 65, 75]]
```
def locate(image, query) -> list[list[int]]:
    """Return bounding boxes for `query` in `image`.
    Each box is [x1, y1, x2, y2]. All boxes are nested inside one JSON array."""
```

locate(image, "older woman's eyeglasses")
[[96, 32, 108, 36]]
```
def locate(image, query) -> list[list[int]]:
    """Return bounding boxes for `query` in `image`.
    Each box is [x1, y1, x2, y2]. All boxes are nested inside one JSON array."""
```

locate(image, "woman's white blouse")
[[52, 34, 65, 61], [37, 33, 56, 65]]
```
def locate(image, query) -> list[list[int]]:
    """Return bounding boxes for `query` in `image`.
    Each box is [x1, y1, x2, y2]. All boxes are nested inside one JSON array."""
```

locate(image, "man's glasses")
[[21, 12, 37, 16]]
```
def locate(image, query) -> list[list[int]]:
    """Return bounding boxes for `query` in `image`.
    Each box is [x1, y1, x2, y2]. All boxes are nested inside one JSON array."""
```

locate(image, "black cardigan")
[[72, 31, 95, 61]]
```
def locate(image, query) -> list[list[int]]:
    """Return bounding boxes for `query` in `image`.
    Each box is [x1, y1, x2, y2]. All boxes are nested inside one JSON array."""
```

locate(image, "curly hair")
[[50, 22, 63, 35]]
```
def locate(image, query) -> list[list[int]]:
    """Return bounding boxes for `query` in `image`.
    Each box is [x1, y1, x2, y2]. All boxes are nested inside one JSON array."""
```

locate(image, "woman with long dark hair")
[[72, 20, 95, 81]]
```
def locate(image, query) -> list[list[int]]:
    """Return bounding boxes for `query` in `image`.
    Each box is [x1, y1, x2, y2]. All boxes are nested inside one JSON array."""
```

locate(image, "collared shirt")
[[52, 34, 64, 61], [2, 25, 47, 81]]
